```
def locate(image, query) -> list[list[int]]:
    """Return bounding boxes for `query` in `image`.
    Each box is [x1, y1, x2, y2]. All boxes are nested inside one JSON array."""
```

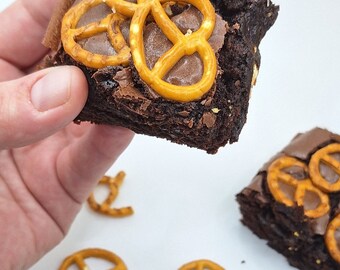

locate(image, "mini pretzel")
[[61, 0, 217, 102], [325, 213, 340, 263], [62, 5, 131, 68], [87, 171, 134, 217], [294, 181, 330, 218], [267, 156, 330, 218], [309, 143, 340, 193], [179, 259, 225, 270], [59, 248, 127, 270]]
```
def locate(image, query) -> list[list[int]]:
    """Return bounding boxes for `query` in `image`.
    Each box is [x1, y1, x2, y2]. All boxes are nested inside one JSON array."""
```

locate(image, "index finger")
[[0, 0, 59, 69]]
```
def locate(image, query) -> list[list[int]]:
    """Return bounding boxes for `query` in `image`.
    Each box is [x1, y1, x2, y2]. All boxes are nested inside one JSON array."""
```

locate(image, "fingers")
[[0, 66, 88, 149], [0, 0, 58, 68], [56, 125, 134, 203]]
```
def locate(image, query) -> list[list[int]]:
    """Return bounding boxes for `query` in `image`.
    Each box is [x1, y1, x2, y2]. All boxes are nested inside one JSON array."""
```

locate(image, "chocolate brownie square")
[[44, 0, 279, 153], [237, 128, 340, 270]]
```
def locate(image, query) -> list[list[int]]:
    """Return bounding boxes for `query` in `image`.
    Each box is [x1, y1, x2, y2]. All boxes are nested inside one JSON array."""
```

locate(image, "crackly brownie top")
[[59, 0, 228, 102], [244, 127, 340, 263]]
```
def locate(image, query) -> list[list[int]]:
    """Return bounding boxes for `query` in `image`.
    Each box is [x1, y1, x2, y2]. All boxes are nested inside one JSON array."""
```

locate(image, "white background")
[[1, 0, 340, 269]]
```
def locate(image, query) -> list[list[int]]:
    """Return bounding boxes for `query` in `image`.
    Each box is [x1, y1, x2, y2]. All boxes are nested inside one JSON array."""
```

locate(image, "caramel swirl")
[[267, 156, 330, 219], [61, 0, 217, 102]]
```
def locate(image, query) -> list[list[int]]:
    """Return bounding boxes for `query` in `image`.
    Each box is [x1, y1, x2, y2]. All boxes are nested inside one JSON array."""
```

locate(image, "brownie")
[[44, 0, 279, 153], [237, 128, 340, 270]]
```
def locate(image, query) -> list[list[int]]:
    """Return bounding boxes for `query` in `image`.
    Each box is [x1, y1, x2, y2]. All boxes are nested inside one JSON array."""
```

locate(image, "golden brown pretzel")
[[267, 156, 330, 218], [61, 0, 217, 102], [59, 248, 127, 270], [62, 3, 130, 67], [325, 213, 340, 263], [179, 259, 225, 270], [87, 171, 134, 217], [309, 143, 340, 193]]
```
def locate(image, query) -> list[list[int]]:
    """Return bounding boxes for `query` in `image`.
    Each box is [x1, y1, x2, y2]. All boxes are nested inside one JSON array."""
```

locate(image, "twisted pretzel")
[[59, 248, 127, 270], [87, 171, 134, 217], [62, 4, 130, 68], [309, 143, 340, 193], [61, 0, 217, 102], [325, 214, 340, 263], [179, 259, 225, 270], [267, 156, 330, 218]]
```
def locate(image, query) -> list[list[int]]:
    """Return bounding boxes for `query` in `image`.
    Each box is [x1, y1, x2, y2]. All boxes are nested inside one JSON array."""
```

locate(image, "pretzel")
[[267, 156, 330, 218], [62, 5, 131, 68], [309, 143, 340, 193], [59, 248, 127, 270], [325, 213, 340, 263], [179, 259, 225, 270], [87, 171, 134, 217], [61, 0, 217, 102]]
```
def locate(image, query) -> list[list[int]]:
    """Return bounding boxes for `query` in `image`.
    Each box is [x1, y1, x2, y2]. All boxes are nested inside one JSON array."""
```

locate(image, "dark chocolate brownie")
[[237, 128, 340, 270], [44, 0, 279, 153]]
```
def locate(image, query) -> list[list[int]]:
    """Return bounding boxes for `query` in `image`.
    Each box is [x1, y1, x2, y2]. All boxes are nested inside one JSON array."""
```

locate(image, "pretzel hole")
[[164, 54, 203, 85], [144, 22, 172, 70], [92, 184, 112, 205], [319, 153, 340, 184], [163, 2, 190, 17], [282, 166, 308, 180], [171, 5, 202, 35], [120, 20, 131, 46], [277, 180, 296, 202], [81, 257, 117, 269], [76, 3, 111, 28], [302, 190, 322, 211], [78, 33, 117, 55]]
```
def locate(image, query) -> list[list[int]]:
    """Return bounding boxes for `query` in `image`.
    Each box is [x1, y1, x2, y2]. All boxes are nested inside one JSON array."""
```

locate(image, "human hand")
[[0, 1, 134, 269]]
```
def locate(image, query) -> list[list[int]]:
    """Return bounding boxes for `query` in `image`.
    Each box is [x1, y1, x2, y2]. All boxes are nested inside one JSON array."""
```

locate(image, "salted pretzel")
[[61, 0, 217, 102], [87, 171, 134, 217], [267, 156, 330, 218], [309, 143, 340, 193], [179, 259, 225, 270], [325, 213, 340, 263], [59, 248, 127, 270]]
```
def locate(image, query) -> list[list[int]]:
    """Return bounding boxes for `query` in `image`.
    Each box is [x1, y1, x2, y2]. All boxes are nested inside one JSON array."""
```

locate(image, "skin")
[[0, 0, 134, 269]]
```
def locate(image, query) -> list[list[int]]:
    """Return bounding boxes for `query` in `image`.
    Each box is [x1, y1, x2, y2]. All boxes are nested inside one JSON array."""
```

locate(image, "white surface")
[[1, 0, 340, 269]]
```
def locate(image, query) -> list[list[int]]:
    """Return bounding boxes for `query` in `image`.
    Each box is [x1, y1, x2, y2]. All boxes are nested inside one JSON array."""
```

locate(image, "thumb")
[[0, 66, 88, 150]]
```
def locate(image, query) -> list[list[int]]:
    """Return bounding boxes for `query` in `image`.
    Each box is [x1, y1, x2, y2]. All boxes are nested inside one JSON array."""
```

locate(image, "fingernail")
[[31, 67, 71, 111]]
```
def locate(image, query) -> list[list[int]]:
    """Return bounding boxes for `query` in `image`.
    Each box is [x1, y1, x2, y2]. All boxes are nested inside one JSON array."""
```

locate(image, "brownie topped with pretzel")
[[237, 127, 340, 270], [43, 0, 279, 153]]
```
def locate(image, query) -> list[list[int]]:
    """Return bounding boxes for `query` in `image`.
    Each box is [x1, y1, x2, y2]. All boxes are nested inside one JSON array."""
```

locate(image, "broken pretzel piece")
[[87, 171, 134, 217]]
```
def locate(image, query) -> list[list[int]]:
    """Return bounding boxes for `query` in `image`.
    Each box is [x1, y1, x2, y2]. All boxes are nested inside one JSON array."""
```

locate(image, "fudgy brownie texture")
[[45, 0, 279, 153], [237, 128, 340, 270]]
